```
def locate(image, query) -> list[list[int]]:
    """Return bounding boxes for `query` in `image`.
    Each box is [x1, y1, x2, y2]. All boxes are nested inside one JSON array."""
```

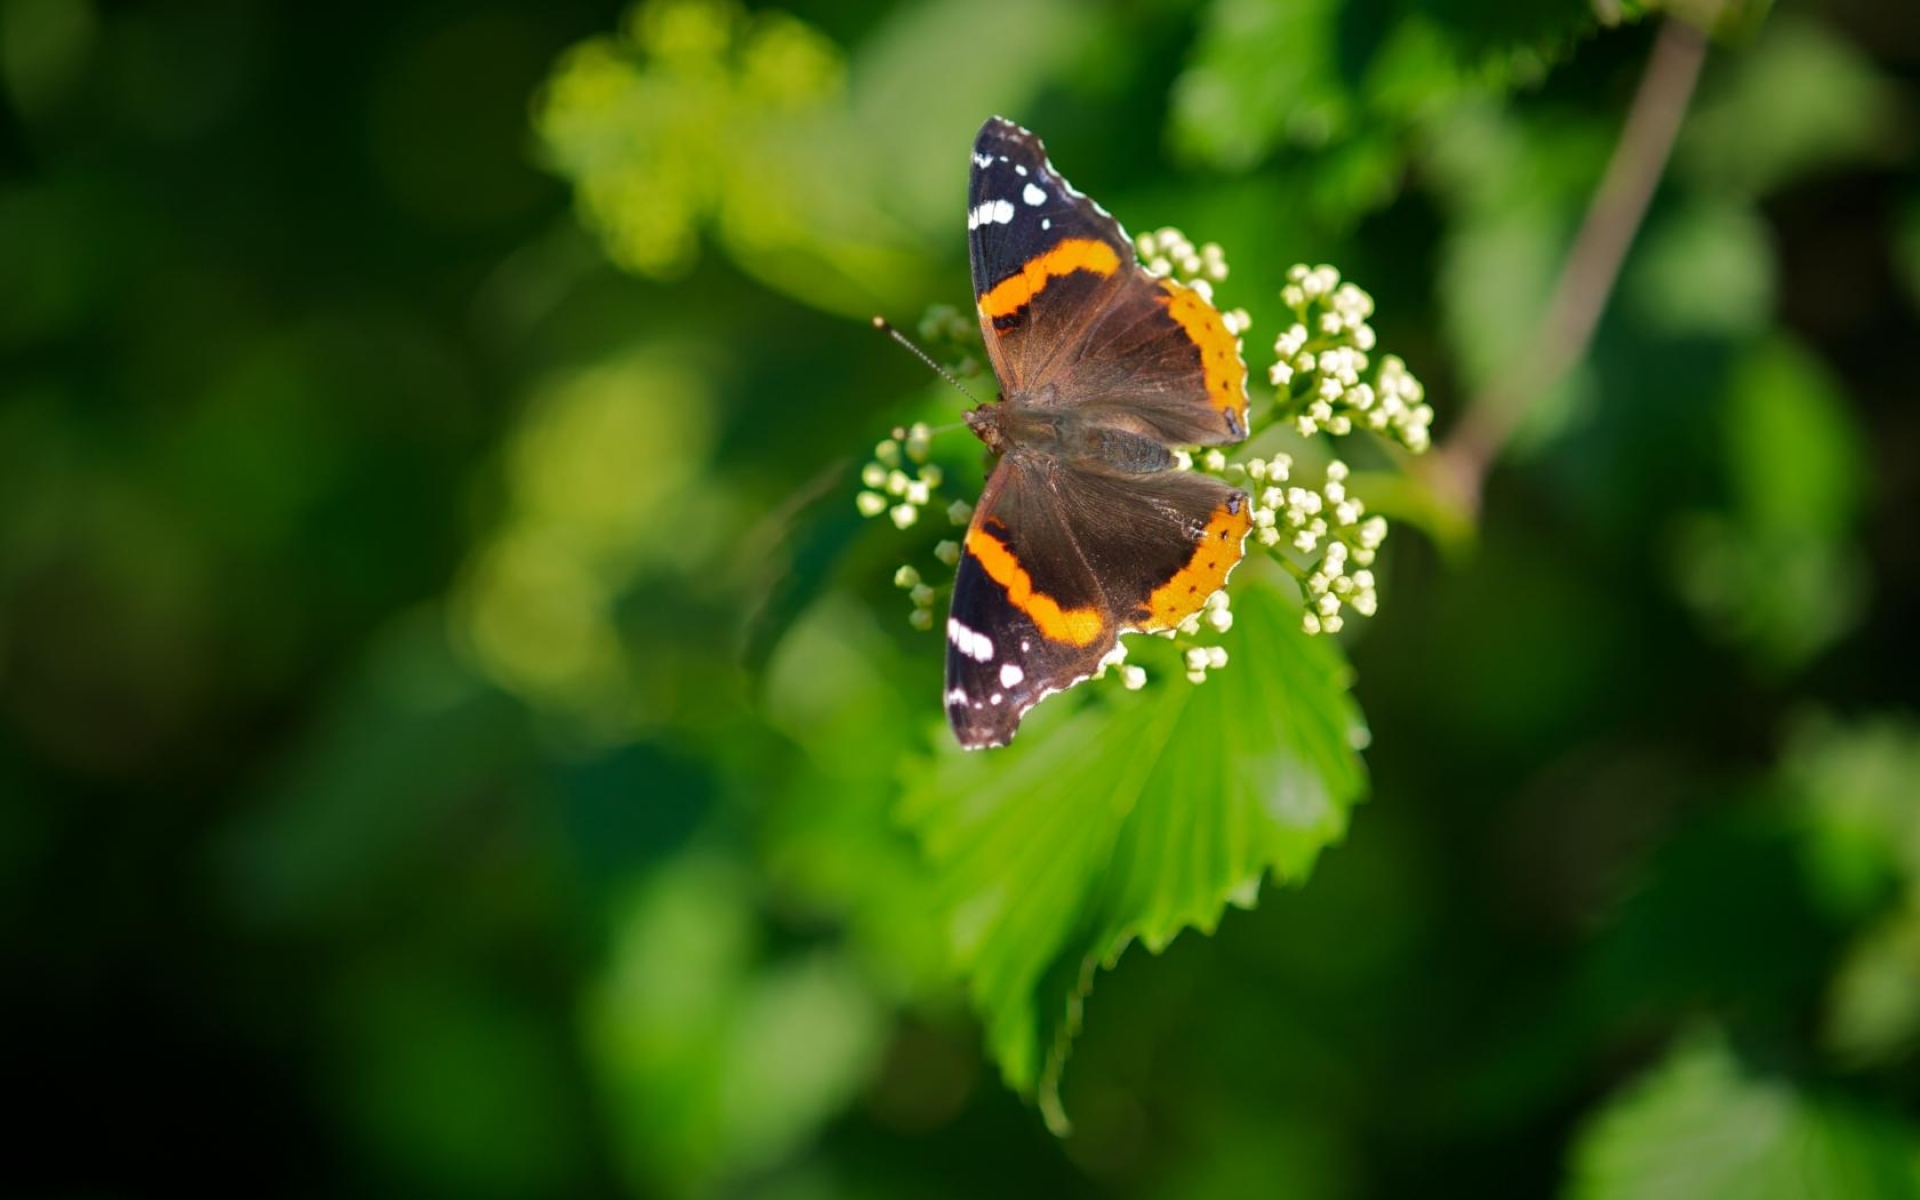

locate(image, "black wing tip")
[[976, 114, 1036, 146]]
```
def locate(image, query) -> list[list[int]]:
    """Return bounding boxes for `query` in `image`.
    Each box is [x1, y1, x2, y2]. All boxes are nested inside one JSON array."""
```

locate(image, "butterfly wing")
[[967, 117, 1249, 446], [946, 460, 1252, 750], [968, 117, 1136, 397]]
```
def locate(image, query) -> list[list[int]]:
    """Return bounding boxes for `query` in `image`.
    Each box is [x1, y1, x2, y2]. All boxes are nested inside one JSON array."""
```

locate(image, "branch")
[[1429, 16, 1713, 517]]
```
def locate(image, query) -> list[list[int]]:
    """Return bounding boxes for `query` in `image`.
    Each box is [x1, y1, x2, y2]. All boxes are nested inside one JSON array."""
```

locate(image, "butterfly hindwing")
[[1051, 272, 1251, 446], [945, 461, 1252, 750]]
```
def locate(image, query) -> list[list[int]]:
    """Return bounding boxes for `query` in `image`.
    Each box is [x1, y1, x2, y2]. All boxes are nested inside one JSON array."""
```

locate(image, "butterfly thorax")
[[966, 399, 1176, 475]]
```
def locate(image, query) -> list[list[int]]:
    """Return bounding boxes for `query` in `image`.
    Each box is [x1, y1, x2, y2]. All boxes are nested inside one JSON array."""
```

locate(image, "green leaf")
[[1566, 1031, 1920, 1200], [899, 581, 1368, 1131]]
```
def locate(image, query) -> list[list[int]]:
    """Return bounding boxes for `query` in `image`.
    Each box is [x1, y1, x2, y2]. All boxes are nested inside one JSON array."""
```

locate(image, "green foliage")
[[1567, 1032, 1920, 1200], [535, 0, 926, 314], [900, 582, 1367, 1129], [1422, 96, 1614, 453], [9, 0, 1920, 1194], [587, 856, 886, 1195], [1170, 0, 1602, 174], [1624, 197, 1776, 338], [1678, 15, 1905, 198], [1789, 716, 1920, 913], [1787, 718, 1920, 1069]]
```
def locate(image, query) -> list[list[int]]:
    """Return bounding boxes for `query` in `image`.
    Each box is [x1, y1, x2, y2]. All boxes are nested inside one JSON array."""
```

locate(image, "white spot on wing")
[[967, 199, 1015, 230], [946, 618, 995, 662], [999, 663, 1024, 688], [972, 152, 993, 168], [1022, 182, 1047, 207], [1014, 164, 1028, 176]]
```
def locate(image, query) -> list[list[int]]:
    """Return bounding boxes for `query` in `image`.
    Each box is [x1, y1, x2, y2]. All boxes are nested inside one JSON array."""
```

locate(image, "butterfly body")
[[945, 117, 1253, 750]]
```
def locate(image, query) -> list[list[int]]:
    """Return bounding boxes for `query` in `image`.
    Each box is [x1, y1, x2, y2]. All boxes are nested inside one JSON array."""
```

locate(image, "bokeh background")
[[4, 0, 1919, 1195]]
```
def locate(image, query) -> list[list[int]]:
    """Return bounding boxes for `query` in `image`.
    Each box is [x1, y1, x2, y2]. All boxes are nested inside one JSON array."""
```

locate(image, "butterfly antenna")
[[873, 316, 985, 407]]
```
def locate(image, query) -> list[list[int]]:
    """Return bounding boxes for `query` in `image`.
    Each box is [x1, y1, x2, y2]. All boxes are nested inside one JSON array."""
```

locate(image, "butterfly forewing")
[[968, 118, 1137, 395]]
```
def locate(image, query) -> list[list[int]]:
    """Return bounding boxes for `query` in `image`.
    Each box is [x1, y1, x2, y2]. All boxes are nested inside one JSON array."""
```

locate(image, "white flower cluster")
[[855, 423, 942, 528], [1369, 355, 1430, 452], [1136, 227, 1252, 336], [1183, 643, 1229, 684], [1138, 227, 1227, 285], [1269, 265, 1432, 453], [1300, 515, 1387, 637], [1171, 588, 1236, 637], [1240, 455, 1307, 551], [1246, 459, 1389, 635], [1157, 590, 1236, 685]]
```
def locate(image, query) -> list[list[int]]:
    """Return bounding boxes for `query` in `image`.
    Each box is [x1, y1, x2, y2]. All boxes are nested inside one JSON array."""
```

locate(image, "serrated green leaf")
[[1566, 1031, 1920, 1200], [899, 581, 1368, 1131]]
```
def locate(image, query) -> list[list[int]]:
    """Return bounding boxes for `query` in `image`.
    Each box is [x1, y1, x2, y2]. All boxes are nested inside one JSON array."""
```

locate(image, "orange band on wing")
[[964, 527, 1106, 646], [1162, 280, 1249, 424], [978, 238, 1122, 320], [1141, 498, 1253, 630]]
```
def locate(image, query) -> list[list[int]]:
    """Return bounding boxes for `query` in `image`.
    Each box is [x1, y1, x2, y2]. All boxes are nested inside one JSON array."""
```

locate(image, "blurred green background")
[[4, 0, 1919, 1195]]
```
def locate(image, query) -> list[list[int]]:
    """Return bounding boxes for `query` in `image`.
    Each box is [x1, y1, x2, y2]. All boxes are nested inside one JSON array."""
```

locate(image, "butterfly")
[[945, 116, 1252, 749]]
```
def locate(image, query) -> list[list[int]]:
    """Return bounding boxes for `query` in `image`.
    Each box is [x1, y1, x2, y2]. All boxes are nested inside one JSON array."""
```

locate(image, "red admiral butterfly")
[[948, 117, 1252, 749]]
